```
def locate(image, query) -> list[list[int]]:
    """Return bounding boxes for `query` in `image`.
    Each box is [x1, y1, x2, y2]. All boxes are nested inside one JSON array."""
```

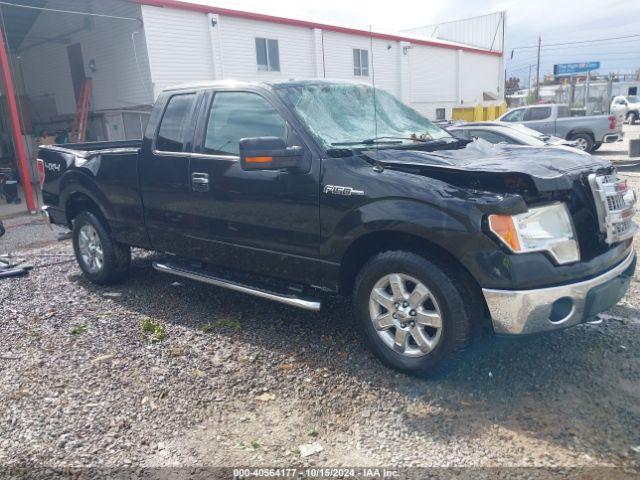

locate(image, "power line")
[[511, 33, 640, 51]]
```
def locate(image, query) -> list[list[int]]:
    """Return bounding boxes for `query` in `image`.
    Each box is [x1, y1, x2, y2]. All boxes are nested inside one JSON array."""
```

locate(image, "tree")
[[505, 77, 520, 95]]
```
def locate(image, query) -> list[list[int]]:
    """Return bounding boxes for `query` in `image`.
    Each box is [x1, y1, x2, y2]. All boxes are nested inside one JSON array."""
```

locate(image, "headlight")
[[488, 202, 580, 265]]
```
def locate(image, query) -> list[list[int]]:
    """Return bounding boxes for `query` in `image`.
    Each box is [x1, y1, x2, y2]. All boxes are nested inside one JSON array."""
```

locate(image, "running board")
[[152, 261, 321, 311]]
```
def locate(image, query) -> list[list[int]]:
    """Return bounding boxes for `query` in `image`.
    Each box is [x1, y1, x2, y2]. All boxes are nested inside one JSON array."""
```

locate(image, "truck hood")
[[365, 140, 612, 192]]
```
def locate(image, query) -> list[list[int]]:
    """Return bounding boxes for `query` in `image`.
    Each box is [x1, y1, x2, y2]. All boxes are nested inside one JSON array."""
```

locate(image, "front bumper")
[[483, 249, 636, 335]]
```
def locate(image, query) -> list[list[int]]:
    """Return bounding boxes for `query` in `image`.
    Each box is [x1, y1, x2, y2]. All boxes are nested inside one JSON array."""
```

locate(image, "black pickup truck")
[[40, 80, 637, 375]]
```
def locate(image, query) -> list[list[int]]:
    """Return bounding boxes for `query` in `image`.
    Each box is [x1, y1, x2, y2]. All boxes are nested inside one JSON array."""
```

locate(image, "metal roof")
[[0, 0, 46, 51]]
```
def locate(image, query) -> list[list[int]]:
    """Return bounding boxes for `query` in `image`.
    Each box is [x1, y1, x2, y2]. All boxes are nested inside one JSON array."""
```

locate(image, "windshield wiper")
[[331, 136, 428, 146]]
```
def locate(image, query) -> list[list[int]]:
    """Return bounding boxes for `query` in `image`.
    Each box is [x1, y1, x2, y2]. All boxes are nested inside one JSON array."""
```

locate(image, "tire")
[[353, 251, 473, 376], [72, 211, 131, 285], [591, 142, 602, 151], [628, 112, 638, 125], [569, 133, 594, 152]]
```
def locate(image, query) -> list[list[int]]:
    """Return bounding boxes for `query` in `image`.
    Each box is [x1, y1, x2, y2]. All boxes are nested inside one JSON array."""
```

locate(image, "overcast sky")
[[182, 0, 640, 81]]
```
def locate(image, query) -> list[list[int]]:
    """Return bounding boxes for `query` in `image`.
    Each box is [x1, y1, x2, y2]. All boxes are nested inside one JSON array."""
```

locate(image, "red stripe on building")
[[132, 0, 503, 57]]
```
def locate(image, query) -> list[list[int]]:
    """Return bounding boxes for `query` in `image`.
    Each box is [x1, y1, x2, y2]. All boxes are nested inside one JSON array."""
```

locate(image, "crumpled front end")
[[484, 171, 637, 335]]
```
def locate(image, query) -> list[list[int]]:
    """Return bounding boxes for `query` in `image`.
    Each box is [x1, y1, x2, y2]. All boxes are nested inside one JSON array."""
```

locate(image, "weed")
[[199, 322, 213, 334], [140, 318, 166, 342], [70, 324, 88, 335], [216, 318, 241, 330]]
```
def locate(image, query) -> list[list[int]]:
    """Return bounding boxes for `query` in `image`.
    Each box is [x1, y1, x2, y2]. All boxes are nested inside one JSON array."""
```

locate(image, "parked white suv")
[[611, 95, 640, 125]]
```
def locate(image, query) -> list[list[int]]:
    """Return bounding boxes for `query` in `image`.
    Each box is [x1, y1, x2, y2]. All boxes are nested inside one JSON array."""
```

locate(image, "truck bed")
[[40, 139, 146, 248]]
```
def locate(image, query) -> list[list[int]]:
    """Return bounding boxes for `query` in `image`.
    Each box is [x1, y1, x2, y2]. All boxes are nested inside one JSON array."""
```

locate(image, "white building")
[[5, 0, 505, 142]]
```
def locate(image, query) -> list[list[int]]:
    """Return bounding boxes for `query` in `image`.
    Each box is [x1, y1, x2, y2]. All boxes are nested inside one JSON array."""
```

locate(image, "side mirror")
[[239, 137, 305, 172]]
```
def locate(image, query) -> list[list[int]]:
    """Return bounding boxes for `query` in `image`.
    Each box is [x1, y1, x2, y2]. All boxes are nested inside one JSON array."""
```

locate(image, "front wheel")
[[569, 133, 594, 152], [72, 211, 131, 284], [353, 251, 473, 376]]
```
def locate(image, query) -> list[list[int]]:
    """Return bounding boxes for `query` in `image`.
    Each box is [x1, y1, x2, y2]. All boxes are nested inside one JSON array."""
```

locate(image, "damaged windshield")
[[277, 82, 452, 149]]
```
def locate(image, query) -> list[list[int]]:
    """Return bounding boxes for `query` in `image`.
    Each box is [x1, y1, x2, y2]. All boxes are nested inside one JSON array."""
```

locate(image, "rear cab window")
[[155, 93, 196, 152], [526, 107, 551, 121]]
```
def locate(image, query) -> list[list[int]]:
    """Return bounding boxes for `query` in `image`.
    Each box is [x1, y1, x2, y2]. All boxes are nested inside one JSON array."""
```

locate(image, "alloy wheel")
[[368, 273, 443, 357], [78, 224, 104, 274], [574, 137, 589, 151]]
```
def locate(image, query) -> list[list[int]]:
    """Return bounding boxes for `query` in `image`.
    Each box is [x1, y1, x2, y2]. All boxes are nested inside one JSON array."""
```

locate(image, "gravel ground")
[[0, 215, 67, 255], [1, 176, 639, 476]]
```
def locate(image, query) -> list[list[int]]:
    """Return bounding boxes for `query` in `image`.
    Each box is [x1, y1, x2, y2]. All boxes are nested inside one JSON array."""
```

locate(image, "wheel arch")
[[60, 171, 114, 229], [340, 229, 487, 313], [566, 128, 595, 141], [64, 190, 109, 230]]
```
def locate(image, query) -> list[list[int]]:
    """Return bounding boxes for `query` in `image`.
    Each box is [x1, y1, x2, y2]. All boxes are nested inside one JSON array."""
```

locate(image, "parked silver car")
[[497, 104, 622, 152], [447, 122, 580, 149]]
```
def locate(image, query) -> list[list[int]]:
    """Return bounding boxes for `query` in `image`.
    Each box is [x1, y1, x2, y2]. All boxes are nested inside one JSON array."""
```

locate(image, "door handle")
[[192, 172, 209, 183], [192, 172, 209, 192]]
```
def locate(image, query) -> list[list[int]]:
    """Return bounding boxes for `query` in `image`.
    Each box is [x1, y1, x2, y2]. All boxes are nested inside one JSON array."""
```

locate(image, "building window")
[[256, 38, 280, 72], [353, 48, 369, 76], [435, 108, 446, 121]]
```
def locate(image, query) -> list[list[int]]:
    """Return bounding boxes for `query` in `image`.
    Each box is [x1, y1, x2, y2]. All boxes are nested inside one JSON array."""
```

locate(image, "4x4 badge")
[[324, 185, 365, 196]]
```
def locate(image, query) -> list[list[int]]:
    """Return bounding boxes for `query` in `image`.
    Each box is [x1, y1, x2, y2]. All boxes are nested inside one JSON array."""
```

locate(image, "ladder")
[[70, 78, 92, 143]]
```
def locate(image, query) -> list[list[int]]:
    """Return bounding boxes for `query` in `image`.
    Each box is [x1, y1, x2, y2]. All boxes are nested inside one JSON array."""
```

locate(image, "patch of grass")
[[140, 318, 166, 342], [308, 429, 319, 438], [199, 322, 213, 334], [216, 318, 241, 330], [238, 440, 261, 451], [70, 324, 88, 335]]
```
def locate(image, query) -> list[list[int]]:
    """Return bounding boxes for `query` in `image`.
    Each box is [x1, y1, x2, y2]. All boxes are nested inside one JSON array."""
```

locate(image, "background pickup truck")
[[40, 80, 637, 376], [611, 95, 640, 125], [498, 103, 622, 152]]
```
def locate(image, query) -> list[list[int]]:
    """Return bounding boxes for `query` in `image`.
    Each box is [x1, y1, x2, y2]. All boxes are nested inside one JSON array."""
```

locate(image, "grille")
[[587, 173, 637, 245], [613, 220, 633, 235], [607, 194, 626, 211]]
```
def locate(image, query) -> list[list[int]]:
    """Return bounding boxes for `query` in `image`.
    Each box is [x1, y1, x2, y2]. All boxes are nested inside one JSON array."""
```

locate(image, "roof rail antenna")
[[370, 25, 378, 152]]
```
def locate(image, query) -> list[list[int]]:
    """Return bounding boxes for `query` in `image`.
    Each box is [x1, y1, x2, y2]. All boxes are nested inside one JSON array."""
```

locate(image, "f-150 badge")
[[324, 185, 365, 196]]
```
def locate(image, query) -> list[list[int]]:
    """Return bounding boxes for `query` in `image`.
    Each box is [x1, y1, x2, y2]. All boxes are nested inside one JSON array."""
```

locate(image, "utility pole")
[[535, 36, 541, 102]]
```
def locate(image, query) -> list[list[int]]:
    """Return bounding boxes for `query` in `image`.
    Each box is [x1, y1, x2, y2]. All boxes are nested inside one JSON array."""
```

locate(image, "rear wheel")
[[570, 133, 594, 152], [591, 142, 602, 151], [353, 251, 473, 376], [628, 112, 638, 125], [72, 211, 131, 284]]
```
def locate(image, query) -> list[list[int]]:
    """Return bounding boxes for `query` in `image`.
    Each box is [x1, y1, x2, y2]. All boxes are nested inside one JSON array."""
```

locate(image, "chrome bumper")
[[483, 250, 636, 335], [603, 133, 621, 143]]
